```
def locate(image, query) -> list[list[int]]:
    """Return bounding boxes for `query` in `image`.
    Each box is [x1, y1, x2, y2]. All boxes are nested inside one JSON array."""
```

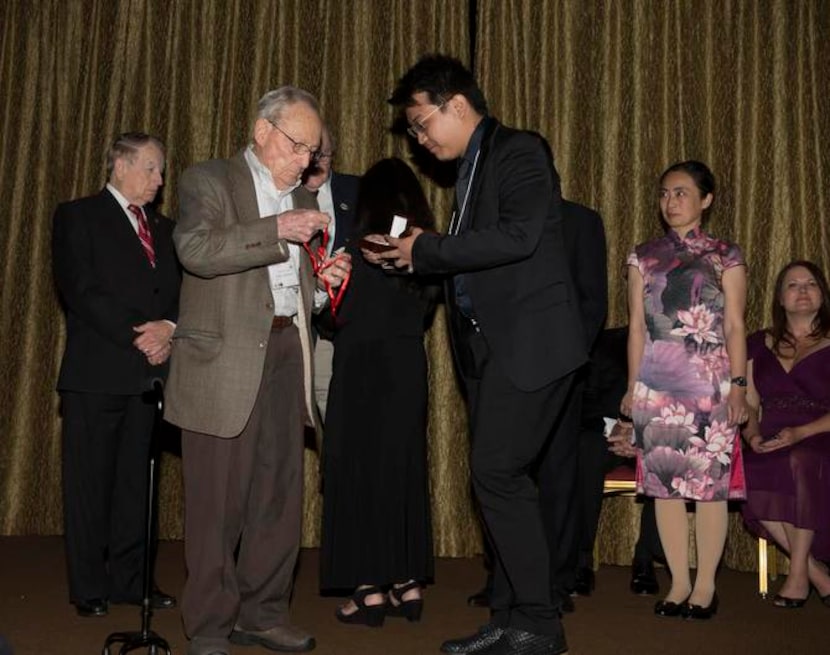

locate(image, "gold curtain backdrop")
[[1, 0, 828, 573]]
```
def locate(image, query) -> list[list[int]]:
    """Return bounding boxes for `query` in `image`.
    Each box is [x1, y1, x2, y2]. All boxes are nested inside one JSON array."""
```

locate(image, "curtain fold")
[[1, 1, 827, 569]]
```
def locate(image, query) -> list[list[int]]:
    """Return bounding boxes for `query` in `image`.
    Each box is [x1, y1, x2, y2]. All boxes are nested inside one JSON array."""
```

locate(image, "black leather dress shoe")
[[440, 625, 504, 654], [74, 598, 108, 617], [113, 587, 177, 610], [149, 588, 177, 609], [553, 593, 575, 614], [467, 587, 491, 608], [573, 567, 595, 597], [681, 593, 719, 620], [479, 628, 568, 655], [631, 560, 659, 595], [653, 599, 684, 618]]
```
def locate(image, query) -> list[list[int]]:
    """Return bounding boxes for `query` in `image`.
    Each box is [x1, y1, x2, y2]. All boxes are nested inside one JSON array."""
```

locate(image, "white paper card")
[[390, 215, 408, 238]]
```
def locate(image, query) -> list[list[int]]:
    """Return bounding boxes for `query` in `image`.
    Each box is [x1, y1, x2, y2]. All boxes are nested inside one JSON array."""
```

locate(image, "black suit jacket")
[[562, 200, 607, 351], [329, 171, 360, 252], [53, 189, 180, 395], [413, 120, 587, 391]]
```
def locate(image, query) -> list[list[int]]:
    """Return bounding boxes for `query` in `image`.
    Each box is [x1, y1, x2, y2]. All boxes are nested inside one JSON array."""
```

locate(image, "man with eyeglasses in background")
[[301, 125, 360, 421], [368, 54, 586, 655], [165, 86, 351, 655]]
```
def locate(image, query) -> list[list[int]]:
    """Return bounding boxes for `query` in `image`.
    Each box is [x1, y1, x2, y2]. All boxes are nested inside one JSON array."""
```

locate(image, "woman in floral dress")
[[624, 160, 748, 620]]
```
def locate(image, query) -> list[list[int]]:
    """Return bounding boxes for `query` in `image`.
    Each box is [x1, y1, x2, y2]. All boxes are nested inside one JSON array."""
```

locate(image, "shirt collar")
[[459, 116, 490, 169], [106, 183, 136, 210]]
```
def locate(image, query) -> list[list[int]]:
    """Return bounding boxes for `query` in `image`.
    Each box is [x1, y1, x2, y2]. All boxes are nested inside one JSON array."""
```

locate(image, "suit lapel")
[[228, 151, 262, 226], [464, 120, 499, 231]]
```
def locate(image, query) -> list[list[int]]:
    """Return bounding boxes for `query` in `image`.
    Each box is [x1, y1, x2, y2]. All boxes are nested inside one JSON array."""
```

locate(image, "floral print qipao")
[[628, 228, 746, 501]]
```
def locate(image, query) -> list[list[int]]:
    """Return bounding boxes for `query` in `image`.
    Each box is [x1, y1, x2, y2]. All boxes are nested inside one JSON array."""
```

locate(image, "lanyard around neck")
[[448, 149, 481, 236]]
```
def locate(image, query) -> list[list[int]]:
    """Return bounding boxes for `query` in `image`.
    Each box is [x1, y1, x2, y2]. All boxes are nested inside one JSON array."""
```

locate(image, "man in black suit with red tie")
[[373, 54, 586, 655], [52, 132, 180, 618]]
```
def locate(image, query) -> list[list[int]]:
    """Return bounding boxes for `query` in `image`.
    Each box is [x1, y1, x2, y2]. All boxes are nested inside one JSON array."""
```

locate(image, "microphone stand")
[[103, 380, 171, 655]]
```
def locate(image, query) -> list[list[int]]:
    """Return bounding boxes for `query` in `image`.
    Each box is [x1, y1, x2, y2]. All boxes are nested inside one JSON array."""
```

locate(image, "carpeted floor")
[[0, 536, 822, 654]]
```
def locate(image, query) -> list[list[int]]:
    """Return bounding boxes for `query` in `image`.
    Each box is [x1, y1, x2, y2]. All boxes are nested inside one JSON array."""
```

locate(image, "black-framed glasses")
[[406, 100, 445, 139], [268, 119, 321, 160]]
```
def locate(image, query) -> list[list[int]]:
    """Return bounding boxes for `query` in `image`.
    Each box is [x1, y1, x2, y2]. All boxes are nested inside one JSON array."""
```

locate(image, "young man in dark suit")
[[52, 132, 180, 617], [373, 54, 586, 655]]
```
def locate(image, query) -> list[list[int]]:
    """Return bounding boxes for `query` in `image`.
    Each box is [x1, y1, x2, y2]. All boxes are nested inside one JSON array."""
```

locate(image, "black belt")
[[271, 315, 294, 329]]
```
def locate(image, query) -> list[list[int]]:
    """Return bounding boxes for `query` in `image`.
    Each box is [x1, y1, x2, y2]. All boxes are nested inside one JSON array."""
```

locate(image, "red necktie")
[[128, 204, 156, 268]]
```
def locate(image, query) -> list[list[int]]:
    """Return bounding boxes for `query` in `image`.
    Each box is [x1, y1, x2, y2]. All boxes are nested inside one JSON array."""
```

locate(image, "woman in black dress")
[[319, 157, 439, 627]]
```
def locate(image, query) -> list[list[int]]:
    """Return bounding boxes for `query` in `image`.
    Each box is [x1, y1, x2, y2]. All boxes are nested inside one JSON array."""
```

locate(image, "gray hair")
[[255, 86, 320, 127], [106, 132, 165, 178]]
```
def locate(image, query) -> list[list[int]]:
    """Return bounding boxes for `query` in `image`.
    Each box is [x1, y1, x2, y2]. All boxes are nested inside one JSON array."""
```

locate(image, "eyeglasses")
[[268, 119, 322, 161], [406, 101, 445, 139]]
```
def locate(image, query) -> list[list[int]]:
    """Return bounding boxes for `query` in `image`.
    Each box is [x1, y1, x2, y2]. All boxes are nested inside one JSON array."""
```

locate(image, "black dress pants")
[[458, 326, 574, 638], [60, 391, 155, 602]]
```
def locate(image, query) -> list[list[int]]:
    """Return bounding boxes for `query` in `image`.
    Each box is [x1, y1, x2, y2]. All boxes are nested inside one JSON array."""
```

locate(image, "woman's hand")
[[726, 385, 749, 426], [757, 427, 803, 453], [745, 433, 766, 454], [620, 391, 633, 418]]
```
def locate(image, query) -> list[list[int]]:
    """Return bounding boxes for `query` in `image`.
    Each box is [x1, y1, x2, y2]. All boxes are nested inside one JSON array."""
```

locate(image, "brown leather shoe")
[[230, 624, 315, 652]]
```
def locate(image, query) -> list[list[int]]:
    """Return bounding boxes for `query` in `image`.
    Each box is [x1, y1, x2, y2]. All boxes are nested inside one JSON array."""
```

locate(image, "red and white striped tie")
[[128, 204, 156, 268]]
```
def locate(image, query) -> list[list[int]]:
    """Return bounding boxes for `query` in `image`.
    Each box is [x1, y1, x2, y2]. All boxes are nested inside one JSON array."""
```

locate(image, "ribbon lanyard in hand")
[[302, 227, 351, 316]]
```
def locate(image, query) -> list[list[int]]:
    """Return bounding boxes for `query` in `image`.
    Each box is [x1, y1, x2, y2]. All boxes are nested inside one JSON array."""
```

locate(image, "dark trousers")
[[60, 391, 155, 602], [537, 375, 585, 603], [181, 326, 305, 641], [457, 324, 573, 638]]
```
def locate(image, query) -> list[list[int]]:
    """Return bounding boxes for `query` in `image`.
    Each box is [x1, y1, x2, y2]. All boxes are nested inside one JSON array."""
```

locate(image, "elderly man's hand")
[[317, 252, 352, 289], [133, 320, 174, 360], [277, 209, 331, 244]]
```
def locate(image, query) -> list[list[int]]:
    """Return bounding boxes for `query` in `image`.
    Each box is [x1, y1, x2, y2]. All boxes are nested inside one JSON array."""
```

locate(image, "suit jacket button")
[[259, 342, 265, 348]]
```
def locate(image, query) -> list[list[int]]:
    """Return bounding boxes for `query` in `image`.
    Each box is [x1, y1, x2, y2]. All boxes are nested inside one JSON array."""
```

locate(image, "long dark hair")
[[354, 157, 440, 306], [355, 157, 436, 236], [769, 259, 830, 355]]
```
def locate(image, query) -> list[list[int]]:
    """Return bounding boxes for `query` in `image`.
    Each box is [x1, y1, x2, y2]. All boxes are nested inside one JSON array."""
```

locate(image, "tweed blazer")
[[165, 150, 319, 438]]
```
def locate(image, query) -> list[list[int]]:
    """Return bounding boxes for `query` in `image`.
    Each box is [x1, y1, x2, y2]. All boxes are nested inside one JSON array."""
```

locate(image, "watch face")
[[731, 376, 747, 387]]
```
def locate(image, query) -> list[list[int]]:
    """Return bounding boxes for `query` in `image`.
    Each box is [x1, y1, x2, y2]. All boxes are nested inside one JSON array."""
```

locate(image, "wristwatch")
[[731, 376, 748, 387]]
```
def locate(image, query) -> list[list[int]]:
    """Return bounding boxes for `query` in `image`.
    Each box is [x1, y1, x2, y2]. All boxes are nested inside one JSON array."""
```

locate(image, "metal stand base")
[[103, 629, 171, 655]]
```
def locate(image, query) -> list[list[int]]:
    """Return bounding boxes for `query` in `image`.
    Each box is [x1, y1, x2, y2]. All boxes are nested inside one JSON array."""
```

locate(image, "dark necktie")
[[128, 204, 156, 268]]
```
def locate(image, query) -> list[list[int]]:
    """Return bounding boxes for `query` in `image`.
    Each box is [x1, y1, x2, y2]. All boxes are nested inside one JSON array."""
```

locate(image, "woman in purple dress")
[[741, 260, 830, 608], [624, 161, 748, 620]]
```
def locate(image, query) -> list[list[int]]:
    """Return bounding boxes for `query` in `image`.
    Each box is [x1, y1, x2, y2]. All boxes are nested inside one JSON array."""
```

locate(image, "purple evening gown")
[[741, 330, 830, 560]]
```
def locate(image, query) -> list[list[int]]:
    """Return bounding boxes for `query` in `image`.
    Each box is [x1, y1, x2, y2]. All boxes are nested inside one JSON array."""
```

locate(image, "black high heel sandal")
[[387, 580, 423, 622], [336, 586, 386, 627]]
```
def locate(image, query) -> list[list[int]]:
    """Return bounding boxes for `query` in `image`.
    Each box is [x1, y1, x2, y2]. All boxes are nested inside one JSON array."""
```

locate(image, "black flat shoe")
[[773, 594, 808, 609], [387, 580, 423, 622], [631, 560, 659, 595], [654, 599, 685, 618], [335, 586, 386, 627], [682, 593, 719, 620], [74, 598, 108, 617]]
